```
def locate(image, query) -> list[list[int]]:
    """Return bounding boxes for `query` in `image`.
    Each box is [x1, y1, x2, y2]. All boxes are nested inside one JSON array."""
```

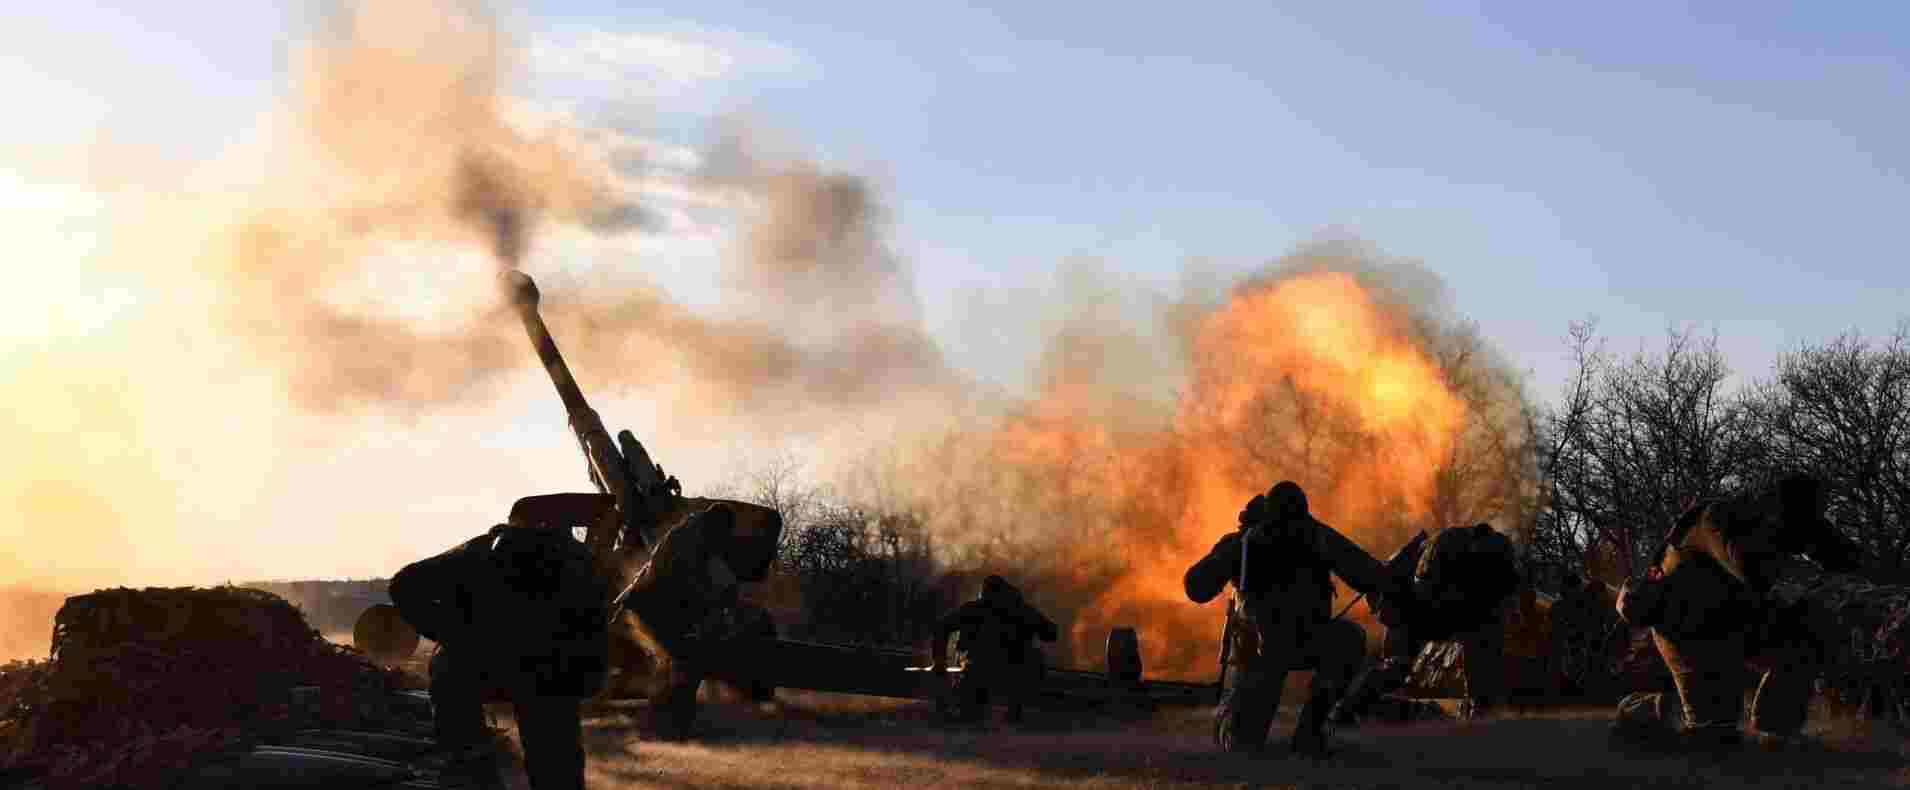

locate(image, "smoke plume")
[[830, 243, 1538, 678], [0, 0, 1539, 684], [0, 0, 964, 595]]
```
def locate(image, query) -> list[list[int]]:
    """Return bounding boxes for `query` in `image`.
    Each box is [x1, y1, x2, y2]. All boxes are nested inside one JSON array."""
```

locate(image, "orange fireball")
[[985, 267, 1507, 680]]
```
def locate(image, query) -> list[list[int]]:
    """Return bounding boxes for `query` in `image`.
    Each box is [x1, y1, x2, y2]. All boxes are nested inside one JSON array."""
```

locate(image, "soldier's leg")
[[1653, 631, 1746, 747], [1292, 620, 1365, 755], [427, 650, 503, 786], [946, 664, 990, 724], [653, 672, 704, 740], [627, 613, 703, 740], [1460, 627, 1507, 721], [513, 696, 585, 790], [1746, 601, 1826, 738], [1748, 668, 1811, 738], [1003, 658, 1042, 724], [428, 649, 490, 747], [1003, 672, 1025, 724], [1215, 655, 1289, 753]]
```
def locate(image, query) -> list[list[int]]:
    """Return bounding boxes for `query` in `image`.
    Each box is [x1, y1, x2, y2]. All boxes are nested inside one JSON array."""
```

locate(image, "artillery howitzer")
[[355, 271, 1213, 734], [354, 270, 786, 737]]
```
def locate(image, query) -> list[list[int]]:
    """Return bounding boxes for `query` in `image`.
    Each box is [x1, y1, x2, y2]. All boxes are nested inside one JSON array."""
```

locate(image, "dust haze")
[[0, 0, 1537, 676]]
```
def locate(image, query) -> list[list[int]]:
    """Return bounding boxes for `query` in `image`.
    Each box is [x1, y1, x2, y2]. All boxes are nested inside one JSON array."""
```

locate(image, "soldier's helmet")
[[1238, 494, 1269, 527], [982, 574, 1009, 599], [981, 574, 1026, 608], [1266, 481, 1309, 520]]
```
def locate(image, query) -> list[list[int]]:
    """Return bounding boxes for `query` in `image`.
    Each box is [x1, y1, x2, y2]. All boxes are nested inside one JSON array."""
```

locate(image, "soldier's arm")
[[1183, 534, 1241, 604], [1304, 517, 1400, 599], [931, 604, 975, 669], [1804, 519, 1866, 574], [388, 540, 482, 645], [1412, 530, 1458, 599], [1024, 604, 1060, 642]]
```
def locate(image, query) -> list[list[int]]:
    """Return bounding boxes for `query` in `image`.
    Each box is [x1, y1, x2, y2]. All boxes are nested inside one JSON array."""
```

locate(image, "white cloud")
[[526, 25, 810, 102], [503, 100, 708, 186]]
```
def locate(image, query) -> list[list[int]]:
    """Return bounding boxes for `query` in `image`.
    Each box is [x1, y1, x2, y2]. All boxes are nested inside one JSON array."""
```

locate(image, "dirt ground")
[[483, 692, 1910, 790]]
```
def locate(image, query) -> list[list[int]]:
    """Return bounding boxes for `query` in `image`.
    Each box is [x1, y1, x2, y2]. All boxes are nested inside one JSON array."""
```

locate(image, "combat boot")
[[418, 743, 503, 789], [1752, 731, 1804, 752], [1290, 689, 1337, 758], [1678, 724, 1744, 754], [1608, 691, 1682, 752], [651, 679, 701, 741], [1287, 727, 1331, 759]]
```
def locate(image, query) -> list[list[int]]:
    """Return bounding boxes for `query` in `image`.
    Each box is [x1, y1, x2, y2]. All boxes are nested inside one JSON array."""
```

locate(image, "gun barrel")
[[500, 270, 654, 552], [501, 270, 592, 414]]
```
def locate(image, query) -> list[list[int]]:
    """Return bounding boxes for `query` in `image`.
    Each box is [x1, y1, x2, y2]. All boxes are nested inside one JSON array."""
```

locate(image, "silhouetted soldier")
[[390, 494, 611, 790], [1613, 473, 1864, 750], [612, 503, 770, 737], [932, 575, 1059, 724], [1333, 522, 1522, 725], [1184, 481, 1403, 756]]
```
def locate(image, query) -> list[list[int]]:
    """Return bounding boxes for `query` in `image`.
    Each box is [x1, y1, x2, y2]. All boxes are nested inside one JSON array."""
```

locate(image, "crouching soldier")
[[390, 494, 612, 790], [932, 575, 1059, 724], [1332, 522, 1521, 725], [1612, 473, 1864, 751], [1184, 481, 1405, 756], [611, 502, 780, 738]]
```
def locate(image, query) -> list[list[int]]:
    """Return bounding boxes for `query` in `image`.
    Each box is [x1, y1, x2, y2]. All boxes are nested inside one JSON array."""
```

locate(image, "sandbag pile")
[[1771, 572, 1910, 670], [0, 586, 409, 789], [1770, 572, 1910, 719], [1405, 641, 1558, 699], [1404, 623, 1670, 702]]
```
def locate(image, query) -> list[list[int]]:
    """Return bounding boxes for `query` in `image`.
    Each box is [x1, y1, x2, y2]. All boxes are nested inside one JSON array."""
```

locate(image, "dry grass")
[[479, 693, 1908, 790]]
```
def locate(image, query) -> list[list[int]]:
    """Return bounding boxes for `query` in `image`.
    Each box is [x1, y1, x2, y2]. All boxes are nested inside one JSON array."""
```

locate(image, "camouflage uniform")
[[1771, 569, 1910, 721], [390, 497, 611, 790], [933, 575, 1059, 724], [1615, 474, 1865, 748], [1334, 523, 1521, 724], [614, 504, 767, 738], [1183, 482, 1400, 755]]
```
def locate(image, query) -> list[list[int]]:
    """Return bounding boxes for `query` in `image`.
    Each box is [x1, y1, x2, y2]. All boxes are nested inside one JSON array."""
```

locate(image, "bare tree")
[[705, 444, 826, 545], [1530, 322, 1763, 585], [1524, 321, 1603, 589], [1743, 321, 1910, 579]]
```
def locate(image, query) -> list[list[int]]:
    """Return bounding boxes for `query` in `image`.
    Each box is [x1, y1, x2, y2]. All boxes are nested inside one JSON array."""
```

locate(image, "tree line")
[[722, 319, 1910, 650], [1522, 320, 1910, 590]]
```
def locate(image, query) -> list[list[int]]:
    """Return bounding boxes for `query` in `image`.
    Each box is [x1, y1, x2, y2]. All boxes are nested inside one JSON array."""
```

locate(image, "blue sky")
[[9, 1, 1908, 399], [550, 2, 1909, 397], [3, 2, 1909, 585]]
